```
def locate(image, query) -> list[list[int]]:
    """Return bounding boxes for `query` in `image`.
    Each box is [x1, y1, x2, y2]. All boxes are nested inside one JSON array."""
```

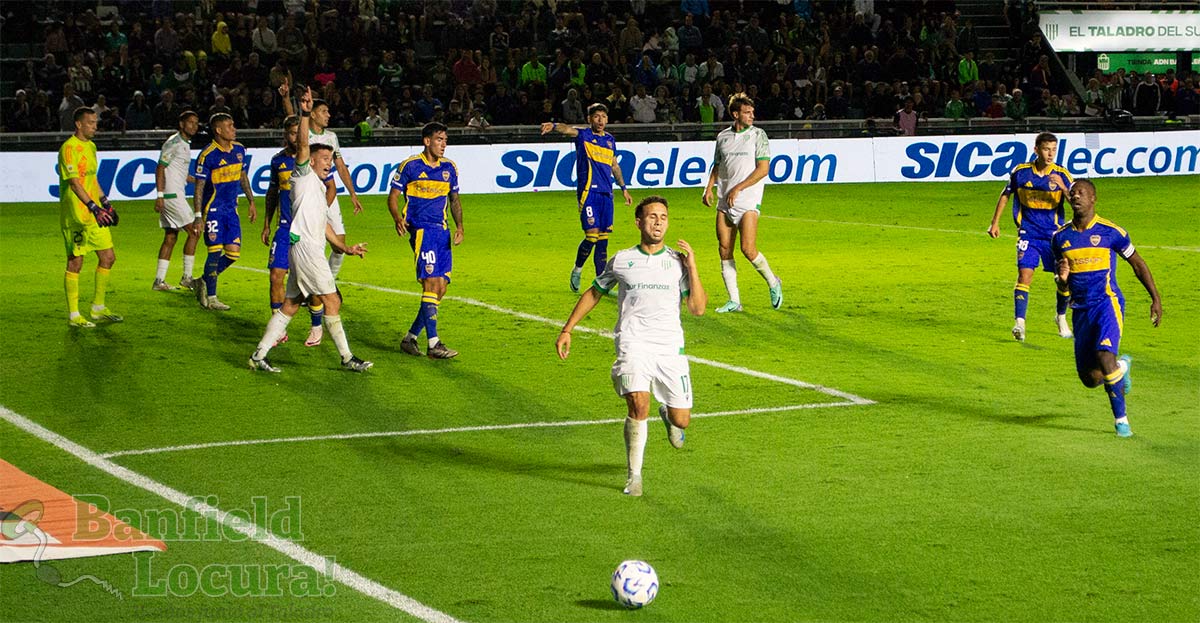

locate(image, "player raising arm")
[[556, 196, 706, 497]]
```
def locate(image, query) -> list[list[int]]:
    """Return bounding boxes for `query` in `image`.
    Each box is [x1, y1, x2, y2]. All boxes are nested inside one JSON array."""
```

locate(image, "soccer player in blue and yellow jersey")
[[387, 122, 465, 359], [1051, 179, 1162, 437], [541, 103, 634, 293], [59, 106, 121, 327], [989, 132, 1074, 342], [192, 112, 257, 311]]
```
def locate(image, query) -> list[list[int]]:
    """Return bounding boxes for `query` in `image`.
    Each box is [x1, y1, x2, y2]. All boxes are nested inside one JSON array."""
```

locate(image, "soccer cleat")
[[622, 475, 643, 497], [192, 279, 208, 309], [90, 307, 123, 323], [427, 342, 459, 359], [1114, 421, 1133, 438], [1012, 318, 1026, 342], [179, 276, 196, 289], [305, 326, 323, 347], [659, 404, 685, 449], [569, 270, 582, 293], [1056, 314, 1073, 338], [67, 315, 96, 328], [274, 333, 289, 347], [342, 356, 374, 372], [716, 300, 743, 313], [1119, 354, 1132, 395], [399, 335, 422, 356], [206, 297, 231, 311], [152, 279, 178, 291], [769, 278, 783, 310], [248, 356, 281, 373]]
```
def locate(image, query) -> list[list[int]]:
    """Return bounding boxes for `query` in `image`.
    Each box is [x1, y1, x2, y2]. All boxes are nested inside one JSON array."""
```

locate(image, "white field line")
[[0, 406, 462, 623], [761, 215, 1200, 252], [99, 401, 860, 459]]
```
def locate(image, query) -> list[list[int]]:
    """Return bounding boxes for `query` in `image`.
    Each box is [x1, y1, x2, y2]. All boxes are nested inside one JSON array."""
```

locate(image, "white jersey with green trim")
[[288, 161, 331, 248], [594, 245, 691, 357], [713, 125, 770, 209], [158, 132, 192, 197]]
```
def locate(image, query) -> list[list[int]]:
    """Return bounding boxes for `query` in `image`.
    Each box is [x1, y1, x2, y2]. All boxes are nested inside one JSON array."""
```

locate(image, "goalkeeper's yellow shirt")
[[58, 135, 101, 228]]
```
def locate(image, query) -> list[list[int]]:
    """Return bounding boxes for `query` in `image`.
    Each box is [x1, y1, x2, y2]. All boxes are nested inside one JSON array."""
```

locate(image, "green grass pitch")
[[2, 176, 1198, 622]]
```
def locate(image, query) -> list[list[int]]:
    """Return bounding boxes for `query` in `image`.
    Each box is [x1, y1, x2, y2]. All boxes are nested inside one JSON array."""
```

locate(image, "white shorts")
[[717, 195, 762, 227], [285, 242, 336, 299], [326, 197, 345, 236], [159, 197, 193, 229], [611, 353, 693, 409]]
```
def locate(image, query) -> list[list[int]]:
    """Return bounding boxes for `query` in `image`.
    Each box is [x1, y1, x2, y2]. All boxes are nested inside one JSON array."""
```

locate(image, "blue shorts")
[[268, 229, 291, 270], [578, 191, 614, 232], [409, 226, 452, 283], [1016, 231, 1054, 272], [1072, 299, 1124, 365], [204, 209, 242, 248]]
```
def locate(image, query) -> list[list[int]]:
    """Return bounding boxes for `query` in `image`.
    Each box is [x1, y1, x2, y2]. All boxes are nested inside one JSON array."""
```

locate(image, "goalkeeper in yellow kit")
[[59, 106, 121, 327]]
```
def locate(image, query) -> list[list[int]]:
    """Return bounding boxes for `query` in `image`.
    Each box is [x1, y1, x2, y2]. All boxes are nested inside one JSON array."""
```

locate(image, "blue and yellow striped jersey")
[[195, 141, 247, 213], [269, 150, 296, 227], [1051, 215, 1134, 309], [390, 154, 459, 229], [574, 128, 617, 199], [1002, 162, 1072, 238]]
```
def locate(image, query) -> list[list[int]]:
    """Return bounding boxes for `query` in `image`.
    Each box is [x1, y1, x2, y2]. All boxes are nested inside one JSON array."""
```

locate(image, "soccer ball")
[[610, 560, 659, 608]]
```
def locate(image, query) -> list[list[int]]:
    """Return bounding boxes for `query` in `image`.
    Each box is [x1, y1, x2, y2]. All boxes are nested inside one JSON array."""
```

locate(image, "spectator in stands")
[[29, 90, 54, 132], [857, 49, 884, 84], [696, 82, 723, 122], [152, 88, 180, 129], [5, 90, 32, 132], [1133, 72, 1161, 115], [489, 22, 510, 58], [277, 14, 306, 65], [619, 18, 644, 58], [1005, 87, 1027, 120], [58, 83, 85, 131], [606, 83, 630, 122], [944, 89, 966, 119], [252, 16, 277, 61], [630, 84, 657, 122], [957, 50, 978, 89], [740, 15, 770, 52], [520, 48, 548, 95], [125, 91, 153, 130], [562, 88, 584, 123], [154, 18, 181, 60], [678, 13, 703, 57], [454, 50, 483, 86]]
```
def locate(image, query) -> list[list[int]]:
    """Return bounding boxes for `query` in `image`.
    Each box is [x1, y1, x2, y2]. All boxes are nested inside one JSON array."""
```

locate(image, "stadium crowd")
[[1, 0, 1196, 135]]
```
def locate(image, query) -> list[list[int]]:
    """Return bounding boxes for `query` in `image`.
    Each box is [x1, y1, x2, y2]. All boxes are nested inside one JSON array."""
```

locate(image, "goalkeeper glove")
[[100, 197, 119, 226], [86, 201, 114, 227]]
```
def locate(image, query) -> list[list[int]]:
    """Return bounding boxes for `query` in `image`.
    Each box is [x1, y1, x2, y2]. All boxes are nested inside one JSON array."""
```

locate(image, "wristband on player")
[[156, 191, 165, 199], [301, 110, 310, 117], [552, 122, 557, 131], [194, 211, 202, 219]]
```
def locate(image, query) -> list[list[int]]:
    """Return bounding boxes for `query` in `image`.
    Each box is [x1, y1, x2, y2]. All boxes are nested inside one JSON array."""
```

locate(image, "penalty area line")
[[98, 401, 862, 459], [0, 405, 463, 623]]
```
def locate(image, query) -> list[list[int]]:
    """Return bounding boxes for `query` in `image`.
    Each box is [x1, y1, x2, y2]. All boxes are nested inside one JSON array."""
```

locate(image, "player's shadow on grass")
[[960, 410, 1101, 434], [574, 598, 626, 611]]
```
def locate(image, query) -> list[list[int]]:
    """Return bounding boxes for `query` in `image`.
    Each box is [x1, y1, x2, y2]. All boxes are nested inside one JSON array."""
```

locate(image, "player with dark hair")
[[557, 195, 707, 497], [59, 106, 121, 327], [540, 102, 634, 293], [153, 110, 200, 291], [989, 132, 1074, 341], [1051, 179, 1162, 437], [191, 112, 257, 310], [702, 93, 783, 313], [387, 122, 466, 359], [250, 86, 371, 372]]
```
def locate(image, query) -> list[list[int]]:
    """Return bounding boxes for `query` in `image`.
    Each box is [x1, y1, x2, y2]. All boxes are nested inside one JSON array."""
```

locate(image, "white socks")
[[325, 314, 352, 361], [182, 254, 195, 279], [624, 417, 648, 478], [751, 253, 779, 286], [254, 310, 293, 359], [155, 259, 170, 281], [328, 252, 345, 279], [720, 259, 740, 303]]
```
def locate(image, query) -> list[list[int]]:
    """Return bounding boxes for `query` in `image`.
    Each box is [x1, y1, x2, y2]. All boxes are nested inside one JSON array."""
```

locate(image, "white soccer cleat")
[[1056, 314, 1073, 339], [305, 326, 323, 347], [179, 276, 196, 289], [1012, 318, 1026, 342], [248, 356, 281, 373], [206, 296, 231, 311], [659, 404, 685, 449], [152, 279, 178, 291], [622, 475, 643, 497], [716, 300, 743, 313]]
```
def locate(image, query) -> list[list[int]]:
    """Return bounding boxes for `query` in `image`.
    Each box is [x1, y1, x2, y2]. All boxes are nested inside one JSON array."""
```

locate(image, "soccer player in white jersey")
[[557, 195, 707, 497], [250, 87, 372, 373], [152, 110, 200, 290], [280, 81, 365, 282], [701, 93, 783, 313]]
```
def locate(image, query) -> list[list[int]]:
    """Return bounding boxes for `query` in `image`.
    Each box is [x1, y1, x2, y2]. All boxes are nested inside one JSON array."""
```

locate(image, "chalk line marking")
[[0, 406, 462, 623], [761, 215, 1200, 252]]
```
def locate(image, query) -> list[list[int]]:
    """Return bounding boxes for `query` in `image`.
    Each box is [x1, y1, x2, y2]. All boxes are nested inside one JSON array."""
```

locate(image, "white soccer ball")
[[610, 559, 659, 608]]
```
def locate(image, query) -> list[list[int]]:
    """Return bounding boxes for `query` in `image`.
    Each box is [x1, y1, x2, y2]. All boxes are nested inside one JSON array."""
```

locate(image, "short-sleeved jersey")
[[574, 128, 617, 198], [288, 159, 332, 248], [158, 132, 192, 196], [713, 125, 771, 205], [195, 141, 247, 213], [269, 149, 297, 229], [1051, 216, 1134, 309], [593, 246, 691, 357], [389, 154, 460, 229], [308, 128, 342, 161], [58, 135, 102, 227], [1002, 162, 1073, 239]]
